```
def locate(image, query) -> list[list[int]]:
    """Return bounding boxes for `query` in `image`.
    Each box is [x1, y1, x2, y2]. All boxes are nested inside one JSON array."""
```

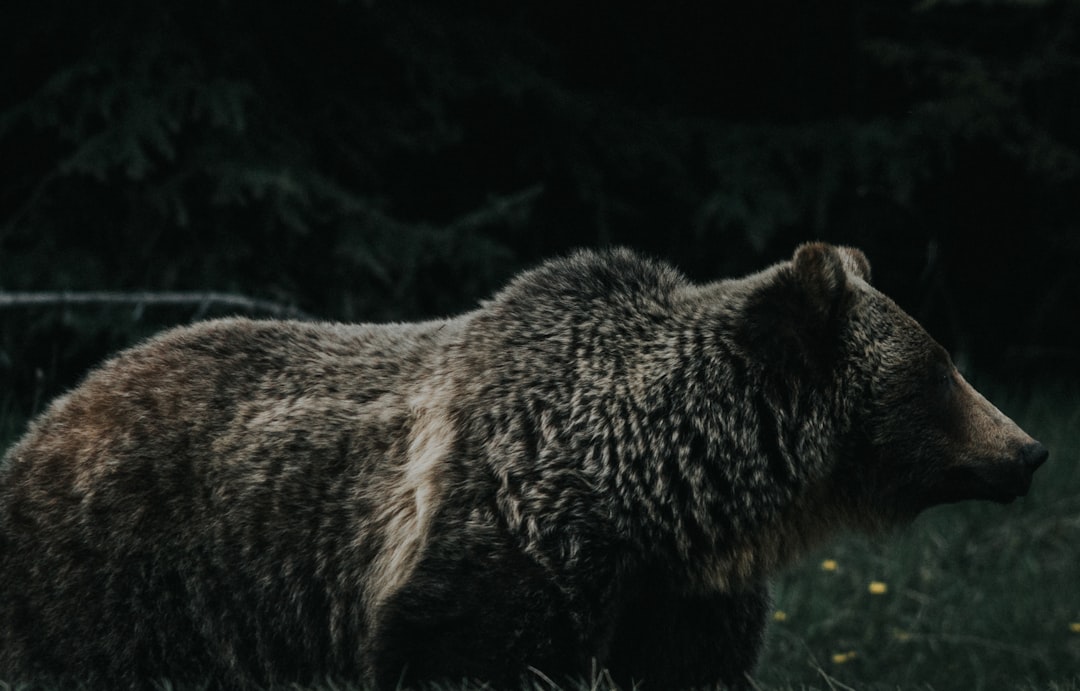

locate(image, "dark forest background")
[[2, 0, 1079, 419]]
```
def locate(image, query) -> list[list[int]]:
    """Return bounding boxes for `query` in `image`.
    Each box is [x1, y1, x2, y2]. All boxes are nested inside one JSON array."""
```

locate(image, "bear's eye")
[[932, 364, 954, 392]]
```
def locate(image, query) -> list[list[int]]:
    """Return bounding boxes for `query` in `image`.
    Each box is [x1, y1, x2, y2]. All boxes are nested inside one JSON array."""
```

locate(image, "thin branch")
[[446, 184, 544, 234], [0, 291, 316, 321]]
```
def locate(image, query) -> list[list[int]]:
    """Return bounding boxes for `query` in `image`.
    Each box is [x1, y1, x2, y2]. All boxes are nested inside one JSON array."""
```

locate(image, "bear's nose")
[[1020, 441, 1049, 470]]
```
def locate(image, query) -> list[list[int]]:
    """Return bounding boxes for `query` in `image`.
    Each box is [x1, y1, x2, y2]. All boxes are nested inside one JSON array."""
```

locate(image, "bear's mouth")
[[928, 458, 1042, 506]]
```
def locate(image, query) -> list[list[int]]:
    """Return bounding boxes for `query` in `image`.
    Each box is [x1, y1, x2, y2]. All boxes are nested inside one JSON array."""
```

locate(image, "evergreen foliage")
[[2, 0, 1078, 414]]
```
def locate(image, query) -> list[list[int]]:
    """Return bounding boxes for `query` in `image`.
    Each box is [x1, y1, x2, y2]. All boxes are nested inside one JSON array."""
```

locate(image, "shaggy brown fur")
[[0, 244, 1046, 689]]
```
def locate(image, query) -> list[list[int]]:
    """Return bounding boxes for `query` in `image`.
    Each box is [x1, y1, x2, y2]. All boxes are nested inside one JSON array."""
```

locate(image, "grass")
[[1, 385, 1078, 690]]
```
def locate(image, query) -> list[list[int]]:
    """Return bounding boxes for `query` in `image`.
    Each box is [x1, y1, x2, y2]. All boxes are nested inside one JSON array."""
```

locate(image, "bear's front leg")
[[366, 545, 585, 690], [604, 573, 770, 690]]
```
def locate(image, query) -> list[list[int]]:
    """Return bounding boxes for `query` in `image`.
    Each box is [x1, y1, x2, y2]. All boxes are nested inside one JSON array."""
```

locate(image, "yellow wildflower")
[[1070, 622, 1080, 633], [831, 651, 857, 664], [821, 559, 838, 572], [868, 581, 888, 595], [772, 610, 787, 622], [893, 629, 912, 642]]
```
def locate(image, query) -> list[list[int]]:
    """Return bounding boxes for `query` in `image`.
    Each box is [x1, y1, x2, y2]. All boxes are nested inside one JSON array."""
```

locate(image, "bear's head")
[[762, 243, 1047, 525]]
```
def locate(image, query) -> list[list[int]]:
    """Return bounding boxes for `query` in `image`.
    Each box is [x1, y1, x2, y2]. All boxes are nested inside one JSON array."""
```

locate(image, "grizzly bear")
[[0, 243, 1046, 690]]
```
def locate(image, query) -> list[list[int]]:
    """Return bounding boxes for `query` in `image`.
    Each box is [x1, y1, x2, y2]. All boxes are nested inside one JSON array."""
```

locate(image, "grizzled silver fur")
[[0, 244, 1045, 689]]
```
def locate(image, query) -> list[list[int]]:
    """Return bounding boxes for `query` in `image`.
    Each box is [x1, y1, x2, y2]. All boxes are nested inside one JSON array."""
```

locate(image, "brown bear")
[[0, 243, 1046, 690]]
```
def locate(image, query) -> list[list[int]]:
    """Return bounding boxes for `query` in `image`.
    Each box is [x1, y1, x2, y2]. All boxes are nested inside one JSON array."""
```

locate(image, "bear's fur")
[[0, 244, 1046, 689]]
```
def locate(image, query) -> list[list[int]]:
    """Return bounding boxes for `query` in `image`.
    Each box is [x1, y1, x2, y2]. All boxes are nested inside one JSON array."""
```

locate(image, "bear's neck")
[[596, 301, 857, 589]]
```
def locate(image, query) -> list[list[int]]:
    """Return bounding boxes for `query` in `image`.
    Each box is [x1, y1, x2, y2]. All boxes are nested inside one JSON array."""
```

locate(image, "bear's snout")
[[1006, 439, 1048, 498], [964, 440, 1047, 504], [946, 375, 1048, 504], [929, 440, 1047, 507], [1020, 441, 1049, 471]]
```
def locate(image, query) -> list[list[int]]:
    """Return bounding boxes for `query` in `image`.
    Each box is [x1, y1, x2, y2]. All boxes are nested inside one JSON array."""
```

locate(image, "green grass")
[[1, 386, 1078, 690]]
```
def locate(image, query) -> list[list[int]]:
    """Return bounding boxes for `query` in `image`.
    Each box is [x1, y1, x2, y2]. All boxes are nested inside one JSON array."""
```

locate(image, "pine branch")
[[446, 184, 545, 234]]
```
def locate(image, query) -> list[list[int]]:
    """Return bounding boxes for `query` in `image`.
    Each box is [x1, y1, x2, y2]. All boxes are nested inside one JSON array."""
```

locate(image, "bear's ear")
[[838, 246, 871, 284], [740, 243, 869, 373], [792, 242, 870, 317]]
